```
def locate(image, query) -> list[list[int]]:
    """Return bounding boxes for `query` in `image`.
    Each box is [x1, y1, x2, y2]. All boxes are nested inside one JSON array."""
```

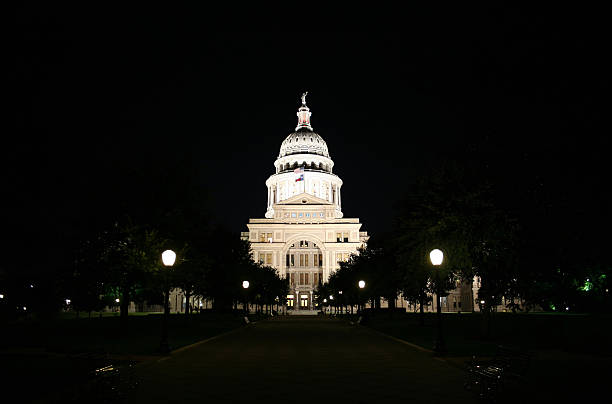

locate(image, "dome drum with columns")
[[242, 93, 368, 312]]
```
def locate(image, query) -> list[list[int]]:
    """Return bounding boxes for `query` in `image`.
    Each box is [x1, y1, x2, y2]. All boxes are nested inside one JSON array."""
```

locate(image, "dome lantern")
[[296, 91, 313, 131]]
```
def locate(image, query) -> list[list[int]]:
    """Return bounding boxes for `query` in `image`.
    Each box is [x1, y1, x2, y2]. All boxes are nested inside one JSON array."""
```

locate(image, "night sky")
[[7, 5, 610, 267]]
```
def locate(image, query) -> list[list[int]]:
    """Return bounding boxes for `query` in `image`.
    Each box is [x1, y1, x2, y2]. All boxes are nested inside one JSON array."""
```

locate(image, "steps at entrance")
[[288, 310, 319, 316]]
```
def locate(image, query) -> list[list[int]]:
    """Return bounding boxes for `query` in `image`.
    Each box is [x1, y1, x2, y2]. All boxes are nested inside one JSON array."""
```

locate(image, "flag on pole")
[[294, 167, 304, 182]]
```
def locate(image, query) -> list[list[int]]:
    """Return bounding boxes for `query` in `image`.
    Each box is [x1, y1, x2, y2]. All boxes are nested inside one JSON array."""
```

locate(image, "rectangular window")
[[260, 233, 266, 242], [300, 254, 304, 267], [319, 254, 322, 266], [314, 254, 319, 267], [286, 254, 290, 267], [319, 212, 324, 217], [314, 273, 319, 285], [336, 253, 342, 263], [299, 273, 305, 285], [305, 273, 309, 284], [336, 232, 342, 242], [265, 253, 272, 265], [305, 254, 309, 267], [290, 273, 295, 286], [290, 254, 295, 266], [266, 233, 273, 242], [343, 232, 349, 242], [306, 213, 310, 217], [291, 212, 297, 218], [259, 254, 265, 265], [299, 212, 303, 217]]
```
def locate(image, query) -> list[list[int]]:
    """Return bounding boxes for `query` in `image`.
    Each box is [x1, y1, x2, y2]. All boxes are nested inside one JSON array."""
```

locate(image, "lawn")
[[0, 311, 246, 403], [362, 311, 612, 357], [0, 311, 245, 356]]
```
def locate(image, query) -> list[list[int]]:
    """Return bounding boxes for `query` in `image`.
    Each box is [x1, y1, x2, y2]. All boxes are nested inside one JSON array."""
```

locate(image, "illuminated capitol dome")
[[242, 93, 367, 312], [265, 92, 343, 219]]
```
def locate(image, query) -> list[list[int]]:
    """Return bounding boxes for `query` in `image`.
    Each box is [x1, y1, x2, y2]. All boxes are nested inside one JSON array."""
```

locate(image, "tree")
[[100, 220, 166, 325]]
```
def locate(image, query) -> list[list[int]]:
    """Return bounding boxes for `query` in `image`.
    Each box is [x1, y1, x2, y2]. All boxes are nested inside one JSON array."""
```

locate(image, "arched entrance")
[[281, 235, 326, 312]]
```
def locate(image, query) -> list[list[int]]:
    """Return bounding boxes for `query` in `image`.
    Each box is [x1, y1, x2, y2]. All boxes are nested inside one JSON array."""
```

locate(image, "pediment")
[[276, 193, 333, 206]]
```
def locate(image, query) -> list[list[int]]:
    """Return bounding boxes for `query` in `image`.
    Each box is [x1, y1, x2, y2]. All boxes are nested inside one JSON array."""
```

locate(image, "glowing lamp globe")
[[242, 281, 250, 289], [429, 249, 444, 266], [358, 280, 366, 289], [162, 250, 176, 267]]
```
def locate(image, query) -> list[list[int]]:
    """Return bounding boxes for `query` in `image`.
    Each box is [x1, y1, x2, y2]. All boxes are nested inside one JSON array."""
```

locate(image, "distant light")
[[566, 307, 569, 311], [323, 298, 327, 303], [65, 299, 71, 305], [162, 250, 176, 267], [480, 300, 485, 304], [0, 294, 4, 299], [358, 280, 366, 289], [242, 281, 250, 289], [339, 291, 343, 295], [115, 298, 120, 303], [199, 301, 203, 307], [329, 295, 334, 300], [30, 284, 34, 288], [23, 306, 27, 311], [429, 249, 443, 266]]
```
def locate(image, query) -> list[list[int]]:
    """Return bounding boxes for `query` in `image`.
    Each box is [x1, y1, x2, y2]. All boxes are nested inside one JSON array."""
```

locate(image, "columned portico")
[[242, 93, 368, 313]]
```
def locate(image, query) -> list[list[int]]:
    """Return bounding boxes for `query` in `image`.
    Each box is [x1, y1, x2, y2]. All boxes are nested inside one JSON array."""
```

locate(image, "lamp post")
[[358, 280, 366, 313], [242, 281, 250, 315], [160, 249, 176, 354], [430, 249, 446, 354]]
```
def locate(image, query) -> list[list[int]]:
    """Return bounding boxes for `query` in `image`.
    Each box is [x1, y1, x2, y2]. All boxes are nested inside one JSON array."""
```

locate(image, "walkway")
[[126, 316, 474, 403]]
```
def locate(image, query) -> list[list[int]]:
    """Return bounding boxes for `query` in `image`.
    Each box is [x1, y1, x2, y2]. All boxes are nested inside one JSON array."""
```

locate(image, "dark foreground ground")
[[127, 316, 474, 404]]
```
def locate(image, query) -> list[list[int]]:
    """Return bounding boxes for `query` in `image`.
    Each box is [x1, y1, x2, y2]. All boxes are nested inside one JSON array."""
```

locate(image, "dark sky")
[[7, 5, 610, 257]]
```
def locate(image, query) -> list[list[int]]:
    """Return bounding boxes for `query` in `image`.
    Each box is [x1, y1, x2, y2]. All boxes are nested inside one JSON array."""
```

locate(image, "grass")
[[0, 311, 245, 356], [361, 311, 612, 357], [0, 311, 246, 403]]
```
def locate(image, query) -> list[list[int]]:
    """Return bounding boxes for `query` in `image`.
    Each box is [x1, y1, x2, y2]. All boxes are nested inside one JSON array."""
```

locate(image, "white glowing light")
[[65, 299, 71, 305], [329, 295, 334, 300], [242, 281, 250, 289], [30, 284, 34, 288], [23, 306, 27, 311], [480, 300, 485, 304], [162, 250, 176, 267], [199, 301, 203, 307], [323, 298, 327, 303], [0, 294, 4, 299], [358, 280, 366, 289], [429, 249, 444, 266], [115, 298, 120, 303], [566, 307, 569, 311], [339, 291, 343, 295]]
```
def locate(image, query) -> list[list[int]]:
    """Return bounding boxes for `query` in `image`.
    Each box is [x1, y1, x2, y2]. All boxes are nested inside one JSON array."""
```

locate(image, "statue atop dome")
[[301, 91, 308, 106]]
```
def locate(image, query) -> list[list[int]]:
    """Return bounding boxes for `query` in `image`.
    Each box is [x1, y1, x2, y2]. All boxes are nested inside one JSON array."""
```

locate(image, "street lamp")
[[358, 280, 366, 313], [430, 249, 446, 354], [242, 281, 249, 315], [160, 249, 176, 354]]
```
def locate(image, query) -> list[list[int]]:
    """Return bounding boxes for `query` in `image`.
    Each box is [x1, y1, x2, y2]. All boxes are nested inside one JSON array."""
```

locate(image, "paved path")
[[127, 316, 474, 403]]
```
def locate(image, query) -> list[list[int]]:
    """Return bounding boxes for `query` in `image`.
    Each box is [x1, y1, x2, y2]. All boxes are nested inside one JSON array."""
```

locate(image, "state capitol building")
[[241, 93, 368, 311]]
